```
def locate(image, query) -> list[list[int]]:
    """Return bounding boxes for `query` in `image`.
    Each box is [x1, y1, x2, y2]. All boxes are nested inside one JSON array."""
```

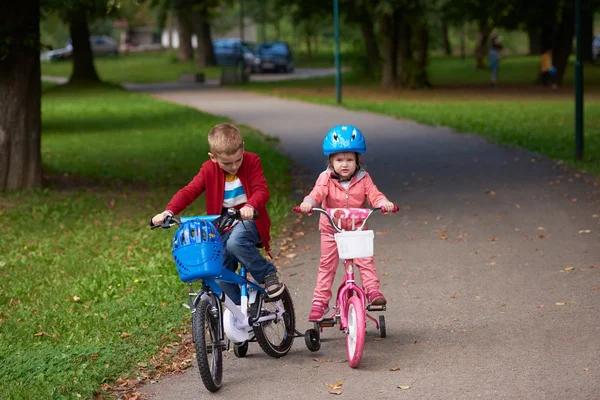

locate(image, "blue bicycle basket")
[[171, 219, 223, 282]]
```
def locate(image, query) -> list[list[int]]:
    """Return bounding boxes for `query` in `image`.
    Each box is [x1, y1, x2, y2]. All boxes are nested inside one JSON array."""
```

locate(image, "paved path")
[[136, 86, 600, 399]]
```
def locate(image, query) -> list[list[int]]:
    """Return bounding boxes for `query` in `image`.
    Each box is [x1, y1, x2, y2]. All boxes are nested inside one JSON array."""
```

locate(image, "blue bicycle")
[[151, 209, 297, 392]]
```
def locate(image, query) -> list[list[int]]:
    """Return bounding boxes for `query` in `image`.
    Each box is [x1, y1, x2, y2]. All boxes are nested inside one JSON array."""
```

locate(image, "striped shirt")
[[223, 173, 247, 208]]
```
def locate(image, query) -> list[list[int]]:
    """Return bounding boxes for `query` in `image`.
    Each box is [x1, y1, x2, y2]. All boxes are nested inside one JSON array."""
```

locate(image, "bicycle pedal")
[[367, 304, 386, 312], [318, 318, 336, 327]]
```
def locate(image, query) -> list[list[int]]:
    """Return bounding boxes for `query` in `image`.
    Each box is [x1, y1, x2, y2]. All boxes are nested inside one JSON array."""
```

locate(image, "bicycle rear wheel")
[[346, 296, 365, 368], [252, 287, 295, 358], [192, 298, 223, 392]]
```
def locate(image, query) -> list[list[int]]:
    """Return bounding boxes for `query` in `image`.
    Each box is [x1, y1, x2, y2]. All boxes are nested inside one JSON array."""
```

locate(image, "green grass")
[[0, 84, 292, 399], [41, 52, 223, 83], [244, 56, 600, 176]]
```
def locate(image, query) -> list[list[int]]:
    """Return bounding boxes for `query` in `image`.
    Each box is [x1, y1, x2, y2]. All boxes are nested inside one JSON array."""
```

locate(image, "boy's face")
[[209, 147, 244, 175], [330, 152, 357, 180]]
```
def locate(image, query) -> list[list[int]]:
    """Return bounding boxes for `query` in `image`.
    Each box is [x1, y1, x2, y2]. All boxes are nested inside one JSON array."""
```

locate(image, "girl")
[[300, 125, 395, 322]]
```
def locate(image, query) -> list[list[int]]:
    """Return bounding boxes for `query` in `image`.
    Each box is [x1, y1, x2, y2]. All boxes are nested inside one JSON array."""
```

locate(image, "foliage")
[[0, 84, 292, 398]]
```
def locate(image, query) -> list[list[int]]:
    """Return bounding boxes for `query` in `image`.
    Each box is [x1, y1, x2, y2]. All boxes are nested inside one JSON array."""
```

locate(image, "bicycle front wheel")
[[252, 287, 296, 358], [192, 298, 223, 392], [346, 296, 365, 368]]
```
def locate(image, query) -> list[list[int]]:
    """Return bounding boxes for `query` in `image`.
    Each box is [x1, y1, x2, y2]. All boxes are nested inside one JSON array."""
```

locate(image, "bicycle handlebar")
[[292, 205, 398, 233], [149, 208, 257, 230]]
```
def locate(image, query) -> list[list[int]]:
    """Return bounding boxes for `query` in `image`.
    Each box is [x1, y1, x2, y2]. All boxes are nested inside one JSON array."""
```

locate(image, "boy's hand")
[[300, 202, 313, 213], [240, 205, 255, 220], [381, 201, 395, 214], [152, 211, 171, 225]]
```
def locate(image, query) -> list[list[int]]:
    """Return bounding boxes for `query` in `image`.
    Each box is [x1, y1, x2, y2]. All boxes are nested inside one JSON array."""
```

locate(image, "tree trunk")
[[552, 1, 575, 85], [176, 10, 194, 61], [441, 20, 452, 56], [396, 16, 411, 87], [0, 0, 42, 191], [474, 22, 490, 69], [305, 26, 312, 58], [582, 9, 594, 62], [379, 13, 397, 88], [528, 26, 542, 55], [167, 12, 174, 49], [192, 11, 215, 68], [359, 13, 380, 76], [68, 7, 100, 84], [412, 19, 431, 88], [460, 22, 466, 60]]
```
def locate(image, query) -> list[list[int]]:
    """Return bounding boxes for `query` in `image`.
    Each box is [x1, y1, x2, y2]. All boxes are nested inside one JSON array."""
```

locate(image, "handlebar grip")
[[380, 205, 400, 214], [293, 206, 302, 213], [149, 218, 160, 229]]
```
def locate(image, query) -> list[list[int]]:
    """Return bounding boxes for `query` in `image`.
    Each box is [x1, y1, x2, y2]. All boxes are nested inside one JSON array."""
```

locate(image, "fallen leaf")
[[489, 236, 499, 242], [398, 385, 411, 390], [592, 287, 600, 291], [285, 253, 297, 259], [293, 231, 305, 238], [72, 296, 81, 302], [578, 230, 591, 234], [304, 245, 312, 251], [584, 368, 589, 372], [120, 332, 131, 339], [34, 331, 49, 337], [329, 389, 343, 395], [555, 302, 566, 306], [515, 204, 521, 208], [328, 382, 343, 390], [390, 366, 401, 371], [564, 266, 575, 271]]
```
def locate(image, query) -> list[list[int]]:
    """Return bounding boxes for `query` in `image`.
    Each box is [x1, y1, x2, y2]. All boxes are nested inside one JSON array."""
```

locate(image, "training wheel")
[[379, 315, 386, 338], [304, 329, 321, 352], [233, 342, 248, 358]]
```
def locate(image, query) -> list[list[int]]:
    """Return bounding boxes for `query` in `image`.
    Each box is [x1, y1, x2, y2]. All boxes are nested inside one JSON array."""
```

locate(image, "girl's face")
[[330, 152, 357, 180]]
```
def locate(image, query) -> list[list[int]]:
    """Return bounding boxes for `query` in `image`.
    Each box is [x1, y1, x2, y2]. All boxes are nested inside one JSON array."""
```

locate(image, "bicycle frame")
[[179, 215, 282, 340]]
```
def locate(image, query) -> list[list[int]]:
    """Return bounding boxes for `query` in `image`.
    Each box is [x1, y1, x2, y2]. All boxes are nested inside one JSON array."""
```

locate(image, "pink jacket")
[[304, 168, 389, 234]]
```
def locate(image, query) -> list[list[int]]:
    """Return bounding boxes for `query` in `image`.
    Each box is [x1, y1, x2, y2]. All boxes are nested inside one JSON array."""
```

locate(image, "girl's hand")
[[152, 211, 171, 225], [300, 202, 313, 213], [240, 205, 255, 220], [381, 201, 395, 214]]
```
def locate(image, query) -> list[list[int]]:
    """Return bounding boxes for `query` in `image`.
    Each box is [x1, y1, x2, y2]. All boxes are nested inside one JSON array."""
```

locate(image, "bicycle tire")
[[192, 298, 223, 392], [346, 296, 365, 368], [252, 286, 295, 358]]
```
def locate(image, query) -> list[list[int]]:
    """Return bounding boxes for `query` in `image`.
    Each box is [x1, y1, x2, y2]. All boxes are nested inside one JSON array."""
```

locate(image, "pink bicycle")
[[293, 205, 398, 367]]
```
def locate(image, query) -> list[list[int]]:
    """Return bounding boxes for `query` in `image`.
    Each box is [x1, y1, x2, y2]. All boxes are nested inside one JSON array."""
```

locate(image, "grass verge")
[[0, 83, 292, 399], [41, 52, 222, 83]]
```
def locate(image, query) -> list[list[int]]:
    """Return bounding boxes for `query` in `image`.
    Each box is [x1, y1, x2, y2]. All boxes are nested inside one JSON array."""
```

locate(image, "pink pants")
[[313, 232, 381, 306]]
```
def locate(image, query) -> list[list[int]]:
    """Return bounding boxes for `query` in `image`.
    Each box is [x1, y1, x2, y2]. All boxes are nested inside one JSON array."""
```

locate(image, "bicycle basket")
[[171, 219, 223, 282], [334, 230, 374, 259]]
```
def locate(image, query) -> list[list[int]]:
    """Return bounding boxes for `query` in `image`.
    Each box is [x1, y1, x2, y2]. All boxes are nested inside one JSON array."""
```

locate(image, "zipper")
[[345, 190, 349, 208]]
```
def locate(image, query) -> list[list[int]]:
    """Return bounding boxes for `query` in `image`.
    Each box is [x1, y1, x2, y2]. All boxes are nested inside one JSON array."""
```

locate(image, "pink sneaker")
[[367, 290, 387, 306], [308, 301, 329, 322]]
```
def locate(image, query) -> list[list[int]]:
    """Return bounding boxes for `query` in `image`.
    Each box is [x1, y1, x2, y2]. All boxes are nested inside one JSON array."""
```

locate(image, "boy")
[[151, 123, 284, 302]]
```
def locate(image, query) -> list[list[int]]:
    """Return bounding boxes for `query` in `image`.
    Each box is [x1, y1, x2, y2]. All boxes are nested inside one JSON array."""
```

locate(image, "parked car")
[[41, 35, 118, 61], [252, 41, 295, 73], [593, 35, 600, 62], [213, 38, 256, 72]]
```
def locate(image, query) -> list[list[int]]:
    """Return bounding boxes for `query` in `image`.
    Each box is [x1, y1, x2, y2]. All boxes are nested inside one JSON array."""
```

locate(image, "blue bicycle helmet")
[[322, 125, 366, 155], [171, 219, 223, 282]]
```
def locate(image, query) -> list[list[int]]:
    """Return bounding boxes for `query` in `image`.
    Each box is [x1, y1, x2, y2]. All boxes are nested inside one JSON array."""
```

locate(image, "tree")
[[0, 0, 42, 191]]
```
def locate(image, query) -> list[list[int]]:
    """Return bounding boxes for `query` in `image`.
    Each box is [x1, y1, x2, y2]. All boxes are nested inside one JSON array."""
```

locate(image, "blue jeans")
[[217, 220, 277, 304]]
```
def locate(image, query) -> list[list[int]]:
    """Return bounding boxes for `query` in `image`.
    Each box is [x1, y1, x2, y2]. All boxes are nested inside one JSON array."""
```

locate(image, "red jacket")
[[165, 152, 272, 251]]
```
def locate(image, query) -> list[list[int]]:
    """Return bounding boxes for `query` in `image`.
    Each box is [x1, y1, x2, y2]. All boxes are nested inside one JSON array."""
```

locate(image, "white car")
[[593, 35, 600, 61], [42, 36, 118, 61]]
